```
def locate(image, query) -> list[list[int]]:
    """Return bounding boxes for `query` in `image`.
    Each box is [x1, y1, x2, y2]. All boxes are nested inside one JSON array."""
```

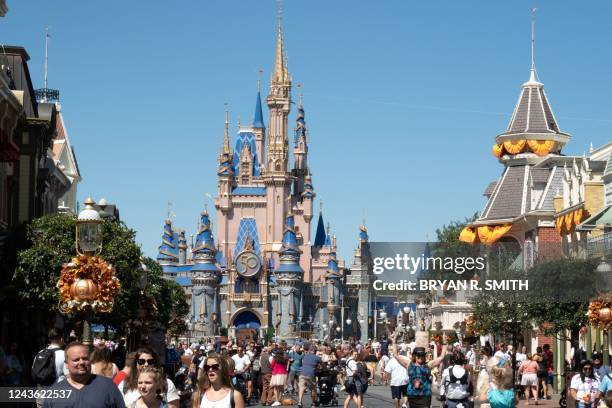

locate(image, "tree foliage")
[[13, 214, 188, 336], [469, 258, 598, 339]]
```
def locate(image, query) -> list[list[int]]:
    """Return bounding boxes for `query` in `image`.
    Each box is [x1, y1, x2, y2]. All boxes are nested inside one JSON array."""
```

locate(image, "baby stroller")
[[316, 365, 338, 407], [232, 373, 248, 405]]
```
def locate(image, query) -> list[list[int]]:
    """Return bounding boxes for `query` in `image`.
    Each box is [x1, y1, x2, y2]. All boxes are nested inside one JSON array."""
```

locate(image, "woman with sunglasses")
[[118, 346, 180, 408], [570, 360, 600, 408], [193, 353, 245, 408]]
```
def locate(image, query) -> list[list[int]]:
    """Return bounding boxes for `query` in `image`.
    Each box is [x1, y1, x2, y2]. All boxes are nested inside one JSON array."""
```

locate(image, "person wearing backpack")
[[33, 328, 66, 407], [440, 351, 473, 408], [343, 349, 367, 408], [390, 331, 447, 408]]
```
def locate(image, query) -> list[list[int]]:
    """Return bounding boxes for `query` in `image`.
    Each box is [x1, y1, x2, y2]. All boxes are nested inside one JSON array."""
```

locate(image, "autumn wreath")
[[57, 255, 120, 313], [587, 293, 612, 330]]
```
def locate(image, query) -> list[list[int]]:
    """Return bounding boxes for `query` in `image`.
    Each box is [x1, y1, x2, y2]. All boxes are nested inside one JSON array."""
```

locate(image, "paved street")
[[244, 384, 562, 408]]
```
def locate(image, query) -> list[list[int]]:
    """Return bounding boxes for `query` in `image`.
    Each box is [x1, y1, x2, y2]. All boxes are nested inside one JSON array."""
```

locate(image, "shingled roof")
[[496, 69, 571, 149]]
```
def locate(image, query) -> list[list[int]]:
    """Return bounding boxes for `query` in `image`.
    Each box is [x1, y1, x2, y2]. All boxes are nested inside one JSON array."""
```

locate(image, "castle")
[[156, 17, 374, 344]]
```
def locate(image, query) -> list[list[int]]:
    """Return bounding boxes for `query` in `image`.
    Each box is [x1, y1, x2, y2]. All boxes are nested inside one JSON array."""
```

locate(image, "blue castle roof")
[[192, 211, 220, 274], [326, 254, 341, 280], [157, 220, 179, 263], [276, 213, 303, 274], [359, 225, 369, 242], [313, 211, 326, 247], [253, 91, 265, 129]]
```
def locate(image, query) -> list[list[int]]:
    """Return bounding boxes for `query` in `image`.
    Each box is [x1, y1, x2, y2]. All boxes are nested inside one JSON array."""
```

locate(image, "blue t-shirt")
[[487, 387, 516, 408], [599, 372, 612, 393], [289, 351, 304, 372], [43, 374, 125, 408], [300, 354, 321, 377]]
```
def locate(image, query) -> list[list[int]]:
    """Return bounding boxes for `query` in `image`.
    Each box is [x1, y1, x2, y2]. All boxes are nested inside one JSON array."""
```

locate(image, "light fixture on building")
[[346, 318, 352, 325], [597, 258, 612, 273]]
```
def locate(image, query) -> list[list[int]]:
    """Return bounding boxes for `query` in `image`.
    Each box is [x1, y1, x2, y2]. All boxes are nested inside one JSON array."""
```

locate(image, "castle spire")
[[217, 109, 234, 176], [223, 109, 231, 154], [253, 88, 265, 129], [529, 7, 537, 83], [273, 14, 286, 83]]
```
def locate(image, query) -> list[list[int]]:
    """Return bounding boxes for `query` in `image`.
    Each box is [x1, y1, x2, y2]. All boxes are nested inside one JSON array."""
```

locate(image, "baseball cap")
[[413, 347, 426, 356]]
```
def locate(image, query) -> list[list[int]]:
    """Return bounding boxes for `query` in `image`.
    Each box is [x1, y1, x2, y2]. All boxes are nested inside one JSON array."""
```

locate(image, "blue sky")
[[2, 1, 611, 262]]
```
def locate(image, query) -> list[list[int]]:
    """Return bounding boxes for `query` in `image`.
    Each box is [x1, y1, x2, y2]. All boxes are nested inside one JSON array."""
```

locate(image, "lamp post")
[[75, 198, 103, 349], [596, 258, 612, 363]]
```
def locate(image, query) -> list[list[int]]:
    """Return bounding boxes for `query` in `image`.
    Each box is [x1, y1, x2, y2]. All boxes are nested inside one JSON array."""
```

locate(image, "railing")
[[587, 231, 612, 258]]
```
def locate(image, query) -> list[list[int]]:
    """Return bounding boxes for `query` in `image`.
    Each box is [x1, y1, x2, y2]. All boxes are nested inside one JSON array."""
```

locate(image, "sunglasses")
[[204, 364, 220, 372], [137, 358, 156, 365]]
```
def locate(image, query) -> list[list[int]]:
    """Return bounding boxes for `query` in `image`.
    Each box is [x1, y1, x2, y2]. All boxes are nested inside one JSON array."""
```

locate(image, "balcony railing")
[[587, 231, 612, 258]]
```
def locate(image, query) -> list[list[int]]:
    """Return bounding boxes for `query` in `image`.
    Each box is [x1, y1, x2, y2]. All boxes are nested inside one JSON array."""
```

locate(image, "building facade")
[[157, 19, 374, 344], [0, 44, 80, 348]]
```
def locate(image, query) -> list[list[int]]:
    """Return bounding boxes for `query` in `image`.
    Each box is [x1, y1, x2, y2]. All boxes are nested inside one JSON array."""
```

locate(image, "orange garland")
[[503, 140, 526, 155], [527, 140, 556, 156], [57, 256, 120, 313], [492, 143, 504, 158]]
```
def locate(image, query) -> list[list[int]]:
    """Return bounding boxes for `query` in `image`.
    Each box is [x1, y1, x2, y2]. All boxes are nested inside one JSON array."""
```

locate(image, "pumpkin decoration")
[[492, 143, 504, 158], [503, 139, 526, 155], [527, 140, 555, 156], [58, 255, 120, 314], [69, 279, 99, 301]]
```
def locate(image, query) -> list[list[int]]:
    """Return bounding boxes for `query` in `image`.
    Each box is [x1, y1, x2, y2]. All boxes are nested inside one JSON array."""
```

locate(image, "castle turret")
[[347, 225, 372, 343], [293, 96, 309, 194], [274, 210, 303, 339], [191, 211, 221, 336], [263, 16, 292, 246], [157, 219, 179, 266], [265, 16, 291, 175], [178, 230, 187, 265]]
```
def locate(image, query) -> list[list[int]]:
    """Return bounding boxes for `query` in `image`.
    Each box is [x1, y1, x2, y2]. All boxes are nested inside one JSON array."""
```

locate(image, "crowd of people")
[[2, 327, 612, 407]]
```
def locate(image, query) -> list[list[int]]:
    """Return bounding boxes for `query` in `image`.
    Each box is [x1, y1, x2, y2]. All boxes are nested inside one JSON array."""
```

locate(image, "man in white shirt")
[[385, 355, 409, 408], [371, 338, 381, 355], [515, 345, 527, 366], [183, 343, 193, 357], [232, 347, 251, 373]]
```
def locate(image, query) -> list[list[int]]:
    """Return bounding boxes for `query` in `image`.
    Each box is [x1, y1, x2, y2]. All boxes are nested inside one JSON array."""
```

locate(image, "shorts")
[[345, 378, 364, 396], [391, 385, 408, 400], [270, 373, 287, 387], [299, 375, 316, 391], [409, 395, 432, 408], [546, 372, 554, 384], [521, 373, 538, 386]]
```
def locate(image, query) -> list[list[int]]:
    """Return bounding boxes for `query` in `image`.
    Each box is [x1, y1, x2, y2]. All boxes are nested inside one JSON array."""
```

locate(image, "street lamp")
[[76, 197, 103, 256], [346, 318, 352, 325], [76, 198, 103, 348]]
